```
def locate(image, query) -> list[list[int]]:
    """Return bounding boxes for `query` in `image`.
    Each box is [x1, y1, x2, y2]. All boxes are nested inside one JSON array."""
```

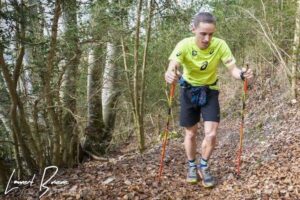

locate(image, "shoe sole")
[[186, 179, 198, 184], [197, 169, 215, 188], [201, 181, 215, 188]]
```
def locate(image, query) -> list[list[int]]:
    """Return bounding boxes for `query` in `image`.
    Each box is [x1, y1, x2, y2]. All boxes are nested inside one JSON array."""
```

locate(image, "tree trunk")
[[21, 52, 33, 96], [85, 46, 106, 155], [133, 0, 145, 152], [140, 0, 154, 130], [23, 0, 45, 169], [290, 0, 300, 99], [102, 41, 118, 136], [61, 0, 81, 167], [43, 0, 63, 165]]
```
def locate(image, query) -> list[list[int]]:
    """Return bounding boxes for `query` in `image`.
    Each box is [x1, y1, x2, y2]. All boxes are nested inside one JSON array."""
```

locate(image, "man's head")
[[191, 12, 216, 50]]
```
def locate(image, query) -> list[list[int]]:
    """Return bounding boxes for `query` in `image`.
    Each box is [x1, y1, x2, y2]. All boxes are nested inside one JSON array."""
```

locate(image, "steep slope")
[[2, 77, 299, 200]]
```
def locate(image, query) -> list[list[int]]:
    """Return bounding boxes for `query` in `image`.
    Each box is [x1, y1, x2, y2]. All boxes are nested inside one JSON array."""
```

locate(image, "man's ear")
[[190, 23, 196, 32]]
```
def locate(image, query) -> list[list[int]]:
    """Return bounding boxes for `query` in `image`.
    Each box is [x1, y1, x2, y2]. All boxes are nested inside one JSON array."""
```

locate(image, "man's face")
[[192, 22, 216, 49]]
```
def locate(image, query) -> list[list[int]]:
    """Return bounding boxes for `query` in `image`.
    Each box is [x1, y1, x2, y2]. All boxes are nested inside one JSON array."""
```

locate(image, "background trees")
[[0, 0, 299, 192]]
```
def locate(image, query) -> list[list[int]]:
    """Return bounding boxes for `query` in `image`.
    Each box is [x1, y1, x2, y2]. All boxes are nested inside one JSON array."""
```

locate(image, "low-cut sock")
[[188, 159, 196, 167], [199, 158, 208, 169]]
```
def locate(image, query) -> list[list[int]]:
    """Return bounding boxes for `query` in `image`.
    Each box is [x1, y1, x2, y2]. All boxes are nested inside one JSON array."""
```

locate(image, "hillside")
[[2, 71, 299, 200]]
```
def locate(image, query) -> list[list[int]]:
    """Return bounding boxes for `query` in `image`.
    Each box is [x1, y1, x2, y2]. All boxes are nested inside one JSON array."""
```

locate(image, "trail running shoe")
[[198, 167, 216, 188], [186, 164, 198, 184]]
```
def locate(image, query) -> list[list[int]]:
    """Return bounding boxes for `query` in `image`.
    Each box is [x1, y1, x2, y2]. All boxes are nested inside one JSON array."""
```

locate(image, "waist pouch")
[[179, 77, 212, 106], [191, 86, 209, 106]]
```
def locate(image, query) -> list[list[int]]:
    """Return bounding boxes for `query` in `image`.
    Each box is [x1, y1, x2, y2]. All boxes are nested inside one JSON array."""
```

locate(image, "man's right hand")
[[165, 70, 180, 84], [165, 60, 181, 84]]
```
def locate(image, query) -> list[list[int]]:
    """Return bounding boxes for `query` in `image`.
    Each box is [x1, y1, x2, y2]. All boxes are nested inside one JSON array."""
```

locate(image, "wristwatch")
[[240, 71, 245, 81]]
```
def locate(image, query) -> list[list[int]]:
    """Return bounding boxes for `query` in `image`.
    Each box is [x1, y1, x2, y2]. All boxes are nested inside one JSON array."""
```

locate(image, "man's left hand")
[[241, 67, 253, 80]]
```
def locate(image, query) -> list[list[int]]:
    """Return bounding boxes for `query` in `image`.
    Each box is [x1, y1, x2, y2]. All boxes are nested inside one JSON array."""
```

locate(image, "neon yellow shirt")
[[169, 36, 236, 89]]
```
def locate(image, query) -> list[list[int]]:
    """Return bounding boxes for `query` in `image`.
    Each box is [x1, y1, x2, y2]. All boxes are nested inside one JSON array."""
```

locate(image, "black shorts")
[[179, 87, 220, 127]]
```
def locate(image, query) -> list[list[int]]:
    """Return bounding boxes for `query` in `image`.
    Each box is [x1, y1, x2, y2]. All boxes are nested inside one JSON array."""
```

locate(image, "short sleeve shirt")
[[169, 37, 236, 89]]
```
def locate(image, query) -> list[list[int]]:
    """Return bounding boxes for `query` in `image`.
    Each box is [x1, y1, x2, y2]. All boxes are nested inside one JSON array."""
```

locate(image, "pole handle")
[[244, 64, 249, 93], [168, 65, 178, 104]]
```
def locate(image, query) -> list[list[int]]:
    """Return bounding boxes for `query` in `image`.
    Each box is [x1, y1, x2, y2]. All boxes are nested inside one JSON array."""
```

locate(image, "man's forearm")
[[167, 60, 180, 72], [228, 64, 243, 80]]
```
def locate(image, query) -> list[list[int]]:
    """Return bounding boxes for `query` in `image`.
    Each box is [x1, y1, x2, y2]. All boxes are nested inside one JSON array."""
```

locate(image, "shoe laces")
[[201, 167, 212, 179], [188, 165, 197, 176]]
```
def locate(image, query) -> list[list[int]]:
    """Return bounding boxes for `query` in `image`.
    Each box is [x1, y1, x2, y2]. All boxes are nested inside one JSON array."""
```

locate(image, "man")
[[164, 12, 253, 188]]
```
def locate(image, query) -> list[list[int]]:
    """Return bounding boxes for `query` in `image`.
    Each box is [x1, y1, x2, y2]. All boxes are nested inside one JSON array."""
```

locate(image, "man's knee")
[[184, 125, 198, 139], [204, 131, 217, 143], [204, 121, 218, 142], [185, 132, 197, 140]]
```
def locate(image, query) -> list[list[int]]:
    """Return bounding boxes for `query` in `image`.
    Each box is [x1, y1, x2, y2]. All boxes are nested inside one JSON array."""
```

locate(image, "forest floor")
[[2, 78, 300, 200]]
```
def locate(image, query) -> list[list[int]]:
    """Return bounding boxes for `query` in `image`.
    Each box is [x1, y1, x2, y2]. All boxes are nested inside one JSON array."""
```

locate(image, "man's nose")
[[203, 35, 210, 42]]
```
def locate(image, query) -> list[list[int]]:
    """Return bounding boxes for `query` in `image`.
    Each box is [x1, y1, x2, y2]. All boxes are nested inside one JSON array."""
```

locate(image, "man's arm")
[[165, 60, 181, 84], [227, 63, 253, 80]]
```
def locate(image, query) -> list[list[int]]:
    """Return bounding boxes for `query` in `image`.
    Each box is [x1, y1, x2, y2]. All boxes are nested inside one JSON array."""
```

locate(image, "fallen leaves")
[[102, 177, 115, 185], [2, 81, 299, 200]]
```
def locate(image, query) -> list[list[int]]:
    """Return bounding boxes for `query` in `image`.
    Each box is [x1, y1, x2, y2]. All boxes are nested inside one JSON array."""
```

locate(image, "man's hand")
[[165, 60, 181, 84], [240, 67, 253, 80], [228, 64, 254, 80], [165, 70, 180, 84]]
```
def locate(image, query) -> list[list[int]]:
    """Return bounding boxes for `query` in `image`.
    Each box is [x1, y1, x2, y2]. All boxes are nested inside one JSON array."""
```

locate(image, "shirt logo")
[[192, 50, 197, 56], [176, 52, 182, 57], [209, 49, 214, 54], [200, 61, 208, 70]]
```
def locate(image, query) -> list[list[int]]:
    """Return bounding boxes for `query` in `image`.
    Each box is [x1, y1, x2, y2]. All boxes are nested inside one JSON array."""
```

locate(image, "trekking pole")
[[236, 64, 249, 176], [157, 81, 176, 182]]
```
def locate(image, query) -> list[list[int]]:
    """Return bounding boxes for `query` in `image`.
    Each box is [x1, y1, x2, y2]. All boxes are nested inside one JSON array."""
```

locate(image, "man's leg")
[[184, 124, 198, 183], [184, 124, 198, 160], [198, 121, 219, 187], [201, 121, 219, 160]]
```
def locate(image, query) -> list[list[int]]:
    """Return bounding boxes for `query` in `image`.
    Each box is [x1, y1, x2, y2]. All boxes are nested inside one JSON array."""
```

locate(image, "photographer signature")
[[5, 165, 69, 198]]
